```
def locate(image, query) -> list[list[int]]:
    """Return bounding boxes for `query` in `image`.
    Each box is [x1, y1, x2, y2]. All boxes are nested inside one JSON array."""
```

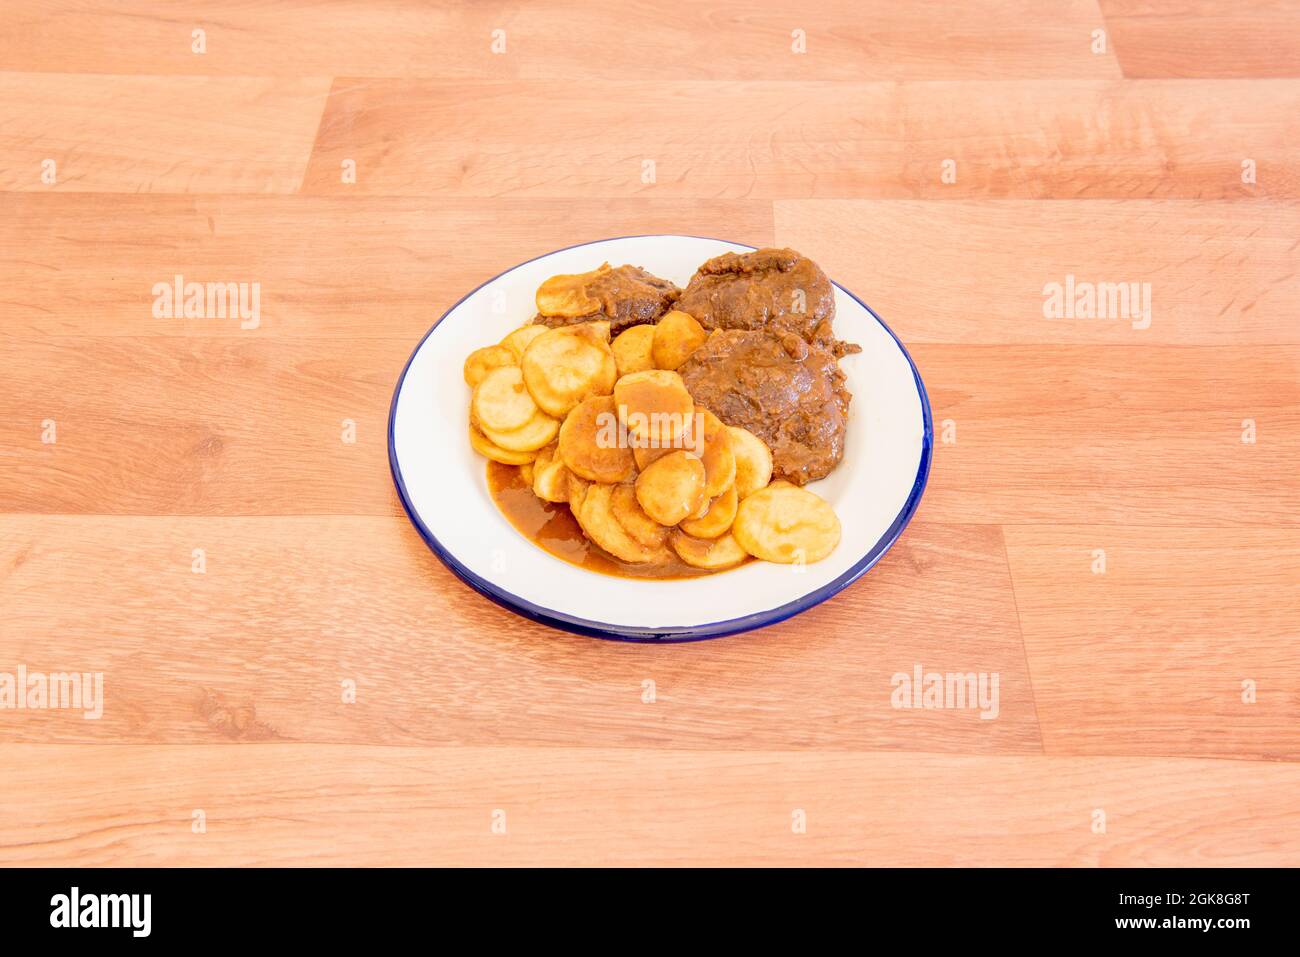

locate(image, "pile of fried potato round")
[[465, 308, 841, 573]]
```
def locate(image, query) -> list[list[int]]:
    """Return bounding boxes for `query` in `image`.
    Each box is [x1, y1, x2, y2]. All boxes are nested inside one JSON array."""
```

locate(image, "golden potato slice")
[[652, 309, 709, 371], [585, 320, 612, 343], [611, 483, 670, 548], [519, 462, 535, 486], [481, 408, 559, 452], [536, 265, 608, 317], [566, 473, 590, 512], [611, 324, 656, 378], [697, 409, 736, 498], [631, 409, 710, 479], [633, 443, 673, 471], [679, 484, 738, 539], [733, 481, 841, 564], [613, 369, 695, 447], [521, 325, 617, 418], [531, 444, 570, 503], [635, 450, 706, 526], [468, 423, 538, 465], [728, 425, 774, 499], [500, 324, 547, 361], [463, 344, 516, 387], [577, 483, 659, 563], [670, 531, 748, 571], [472, 365, 540, 434], [558, 395, 635, 484], [534, 462, 569, 503]]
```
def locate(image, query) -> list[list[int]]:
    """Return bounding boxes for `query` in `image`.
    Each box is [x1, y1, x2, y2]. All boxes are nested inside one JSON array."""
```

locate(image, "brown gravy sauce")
[[487, 460, 724, 580]]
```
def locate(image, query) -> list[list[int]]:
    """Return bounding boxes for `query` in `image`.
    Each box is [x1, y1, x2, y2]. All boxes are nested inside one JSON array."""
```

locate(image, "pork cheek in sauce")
[[678, 329, 850, 486], [676, 247, 860, 358]]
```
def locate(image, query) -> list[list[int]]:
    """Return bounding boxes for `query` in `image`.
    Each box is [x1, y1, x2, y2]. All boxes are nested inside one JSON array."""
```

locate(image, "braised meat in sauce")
[[678, 329, 850, 486], [534, 263, 680, 334], [676, 247, 860, 356], [673, 247, 857, 486]]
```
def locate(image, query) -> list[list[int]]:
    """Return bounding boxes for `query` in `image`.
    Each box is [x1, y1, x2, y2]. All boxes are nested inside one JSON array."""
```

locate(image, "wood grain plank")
[[1004, 525, 1300, 760], [1101, 0, 1300, 78], [0, 1, 1120, 80], [0, 74, 330, 193], [0, 195, 773, 336], [914, 345, 1300, 526], [0, 337, 401, 515], [777, 200, 1300, 344], [0, 515, 1040, 753], [0, 746, 1294, 866], [302, 80, 1300, 198]]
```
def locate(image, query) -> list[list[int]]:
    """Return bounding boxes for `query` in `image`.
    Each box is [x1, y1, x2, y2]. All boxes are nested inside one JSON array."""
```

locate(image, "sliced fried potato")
[[670, 531, 748, 571], [472, 365, 539, 434], [519, 462, 535, 486], [536, 265, 608, 318], [652, 309, 709, 371], [611, 324, 656, 377], [585, 320, 612, 344], [610, 483, 670, 548], [633, 443, 673, 471], [566, 473, 591, 512], [521, 325, 617, 418], [481, 408, 559, 452], [635, 450, 706, 526], [728, 425, 774, 499], [697, 409, 736, 498], [558, 395, 635, 484], [463, 344, 516, 387], [577, 483, 659, 563], [531, 444, 570, 503], [613, 369, 695, 447], [501, 324, 548, 361], [534, 462, 569, 503], [469, 423, 538, 465], [732, 481, 840, 564], [679, 484, 738, 539]]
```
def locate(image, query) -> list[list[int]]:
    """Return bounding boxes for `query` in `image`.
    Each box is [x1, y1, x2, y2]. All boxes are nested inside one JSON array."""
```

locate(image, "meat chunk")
[[678, 329, 851, 486], [534, 263, 680, 334], [677, 248, 853, 354]]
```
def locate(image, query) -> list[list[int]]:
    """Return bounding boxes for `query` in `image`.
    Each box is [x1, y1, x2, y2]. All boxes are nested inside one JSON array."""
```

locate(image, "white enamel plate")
[[389, 236, 932, 642]]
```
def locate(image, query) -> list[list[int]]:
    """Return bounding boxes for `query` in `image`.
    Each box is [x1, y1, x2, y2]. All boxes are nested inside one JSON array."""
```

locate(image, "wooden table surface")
[[2, 1, 1298, 867]]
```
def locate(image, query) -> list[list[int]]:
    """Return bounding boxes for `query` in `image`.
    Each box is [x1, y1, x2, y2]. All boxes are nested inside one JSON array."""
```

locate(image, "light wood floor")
[[1, 1, 1297, 866]]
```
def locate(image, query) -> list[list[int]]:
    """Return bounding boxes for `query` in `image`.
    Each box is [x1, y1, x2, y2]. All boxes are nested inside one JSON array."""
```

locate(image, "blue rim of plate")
[[388, 235, 933, 643]]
